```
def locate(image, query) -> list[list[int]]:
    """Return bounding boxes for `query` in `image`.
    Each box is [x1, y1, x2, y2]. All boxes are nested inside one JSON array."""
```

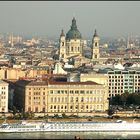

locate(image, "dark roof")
[[66, 17, 82, 40], [93, 29, 98, 37], [14, 79, 101, 87], [60, 29, 65, 37]]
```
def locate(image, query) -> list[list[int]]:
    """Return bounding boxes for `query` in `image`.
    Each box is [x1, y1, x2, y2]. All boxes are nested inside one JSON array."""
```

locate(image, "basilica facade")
[[59, 17, 100, 61]]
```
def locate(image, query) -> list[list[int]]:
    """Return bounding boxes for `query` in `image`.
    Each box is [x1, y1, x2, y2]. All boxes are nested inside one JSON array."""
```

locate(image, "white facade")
[[0, 80, 9, 112], [92, 30, 100, 60], [53, 62, 67, 75]]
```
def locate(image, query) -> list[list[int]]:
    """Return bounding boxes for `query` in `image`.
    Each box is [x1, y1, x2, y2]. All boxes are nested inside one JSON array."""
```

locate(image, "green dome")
[[66, 18, 82, 40]]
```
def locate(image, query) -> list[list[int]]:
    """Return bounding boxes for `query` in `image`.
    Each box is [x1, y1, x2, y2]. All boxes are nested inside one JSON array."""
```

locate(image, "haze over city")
[[0, 1, 140, 39]]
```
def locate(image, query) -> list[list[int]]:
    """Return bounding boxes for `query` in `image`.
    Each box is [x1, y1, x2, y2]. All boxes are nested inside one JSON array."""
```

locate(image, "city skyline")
[[0, 1, 140, 39]]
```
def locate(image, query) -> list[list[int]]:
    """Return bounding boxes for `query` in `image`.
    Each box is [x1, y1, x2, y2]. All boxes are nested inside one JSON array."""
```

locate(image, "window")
[[95, 42, 97, 47], [78, 47, 80, 51], [51, 97, 53, 102], [71, 46, 73, 52], [65, 97, 67, 102], [70, 90, 73, 94], [62, 97, 64, 102], [42, 107, 45, 112], [70, 97, 73, 102], [62, 42, 64, 46], [76, 97, 78, 102], [50, 105, 53, 109], [81, 97, 84, 102], [54, 97, 57, 102], [58, 97, 60, 102], [80, 90, 84, 94], [28, 107, 31, 112], [61, 105, 63, 109], [35, 107, 38, 112]]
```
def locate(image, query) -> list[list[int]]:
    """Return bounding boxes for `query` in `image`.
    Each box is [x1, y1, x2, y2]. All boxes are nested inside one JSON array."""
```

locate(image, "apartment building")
[[108, 69, 140, 97], [80, 69, 140, 98]]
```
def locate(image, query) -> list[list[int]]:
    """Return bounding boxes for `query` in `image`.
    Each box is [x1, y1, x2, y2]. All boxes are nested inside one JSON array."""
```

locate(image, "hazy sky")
[[0, 1, 140, 39]]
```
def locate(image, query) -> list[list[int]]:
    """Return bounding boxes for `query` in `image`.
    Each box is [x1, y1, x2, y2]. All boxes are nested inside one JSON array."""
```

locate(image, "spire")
[[71, 17, 77, 30], [60, 29, 65, 37], [93, 29, 98, 37]]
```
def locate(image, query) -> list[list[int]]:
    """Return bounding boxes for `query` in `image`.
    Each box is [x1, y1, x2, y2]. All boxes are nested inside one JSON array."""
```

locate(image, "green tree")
[[121, 92, 129, 106], [12, 106, 17, 118], [107, 108, 115, 117], [62, 113, 68, 118]]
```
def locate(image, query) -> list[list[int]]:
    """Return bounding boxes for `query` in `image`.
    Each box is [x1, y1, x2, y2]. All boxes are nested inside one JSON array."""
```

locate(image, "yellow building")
[[0, 67, 50, 80], [14, 79, 109, 115]]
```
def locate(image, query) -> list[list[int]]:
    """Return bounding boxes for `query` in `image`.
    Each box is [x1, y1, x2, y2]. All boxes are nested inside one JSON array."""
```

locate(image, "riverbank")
[[0, 116, 140, 124]]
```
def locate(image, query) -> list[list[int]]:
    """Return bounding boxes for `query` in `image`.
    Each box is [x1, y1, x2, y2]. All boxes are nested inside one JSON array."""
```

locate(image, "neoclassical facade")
[[59, 18, 100, 61], [14, 79, 109, 115]]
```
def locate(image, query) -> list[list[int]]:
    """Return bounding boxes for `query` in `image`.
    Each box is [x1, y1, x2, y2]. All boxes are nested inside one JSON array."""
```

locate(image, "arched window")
[[71, 46, 73, 52], [54, 105, 56, 109], [78, 47, 80, 52], [70, 97, 73, 102], [76, 97, 78, 102], [58, 97, 60, 102], [61, 105, 63, 109], [28, 107, 31, 112], [50, 105, 53, 109], [62, 97, 64, 102], [95, 42, 98, 47], [35, 107, 38, 112], [81, 97, 84, 102], [42, 107, 45, 112], [62, 42, 64, 46], [54, 97, 57, 102], [51, 97, 53, 102]]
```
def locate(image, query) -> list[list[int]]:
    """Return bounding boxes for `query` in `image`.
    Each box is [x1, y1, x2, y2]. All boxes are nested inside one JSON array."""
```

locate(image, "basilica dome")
[[66, 18, 82, 40]]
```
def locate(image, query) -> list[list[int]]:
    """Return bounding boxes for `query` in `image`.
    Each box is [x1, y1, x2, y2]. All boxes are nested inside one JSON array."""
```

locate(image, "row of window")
[[109, 75, 140, 78], [27, 104, 103, 112], [50, 90, 104, 94], [1, 87, 6, 89], [29, 88, 46, 90], [50, 97, 103, 103]]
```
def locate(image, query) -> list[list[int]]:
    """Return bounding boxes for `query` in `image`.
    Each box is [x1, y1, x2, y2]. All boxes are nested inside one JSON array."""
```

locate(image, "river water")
[[0, 132, 140, 139]]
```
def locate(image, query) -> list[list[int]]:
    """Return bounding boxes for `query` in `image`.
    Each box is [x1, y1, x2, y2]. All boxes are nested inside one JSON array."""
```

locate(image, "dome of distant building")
[[66, 17, 82, 40]]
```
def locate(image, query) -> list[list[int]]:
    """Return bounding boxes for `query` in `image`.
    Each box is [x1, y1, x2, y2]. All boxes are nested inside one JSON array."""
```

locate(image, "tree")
[[121, 92, 129, 106], [107, 108, 115, 117], [62, 113, 68, 118], [12, 106, 17, 118]]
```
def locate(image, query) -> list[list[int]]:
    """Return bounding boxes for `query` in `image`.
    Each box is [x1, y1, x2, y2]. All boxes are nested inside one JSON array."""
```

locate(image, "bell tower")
[[59, 29, 66, 60], [92, 29, 100, 60]]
